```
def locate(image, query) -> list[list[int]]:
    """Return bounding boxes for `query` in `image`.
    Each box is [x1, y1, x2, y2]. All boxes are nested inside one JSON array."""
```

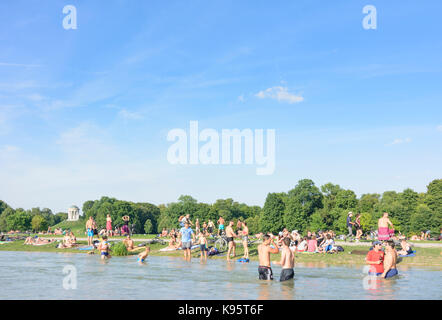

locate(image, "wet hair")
[[263, 234, 271, 241], [386, 240, 395, 248], [283, 237, 291, 246]]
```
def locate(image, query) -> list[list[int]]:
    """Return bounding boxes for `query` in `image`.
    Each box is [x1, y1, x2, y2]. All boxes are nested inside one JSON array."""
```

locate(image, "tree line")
[[0, 179, 440, 236]]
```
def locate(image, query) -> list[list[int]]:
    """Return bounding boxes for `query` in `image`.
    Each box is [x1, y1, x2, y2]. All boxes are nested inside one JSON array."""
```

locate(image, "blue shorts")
[[368, 272, 382, 276], [87, 229, 94, 237], [101, 251, 108, 256], [219, 225, 224, 230], [384, 269, 398, 278], [325, 245, 333, 252], [137, 258, 145, 262]]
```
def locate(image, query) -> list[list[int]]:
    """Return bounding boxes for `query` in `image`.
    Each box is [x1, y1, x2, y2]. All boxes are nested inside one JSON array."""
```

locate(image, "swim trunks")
[[200, 244, 208, 251], [219, 224, 225, 230], [101, 251, 109, 256], [87, 229, 94, 237], [208, 227, 213, 234], [384, 269, 398, 278], [182, 241, 192, 249], [137, 258, 145, 262], [258, 266, 273, 280], [280, 268, 294, 282], [242, 235, 248, 242], [227, 237, 234, 243]]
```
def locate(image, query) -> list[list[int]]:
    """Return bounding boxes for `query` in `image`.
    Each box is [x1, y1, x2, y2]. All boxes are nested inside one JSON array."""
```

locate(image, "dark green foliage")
[[0, 179, 440, 236]]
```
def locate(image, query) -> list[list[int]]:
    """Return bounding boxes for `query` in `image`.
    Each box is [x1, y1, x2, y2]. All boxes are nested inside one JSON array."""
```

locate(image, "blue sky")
[[0, 0, 441, 213]]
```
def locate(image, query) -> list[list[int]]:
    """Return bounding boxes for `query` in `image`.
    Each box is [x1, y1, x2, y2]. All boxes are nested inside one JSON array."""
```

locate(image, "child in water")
[[197, 232, 208, 260], [138, 246, 150, 263], [98, 235, 111, 260]]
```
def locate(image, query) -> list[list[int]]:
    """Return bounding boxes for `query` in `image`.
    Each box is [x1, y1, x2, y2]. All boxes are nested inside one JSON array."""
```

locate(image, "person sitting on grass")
[[319, 234, 335, 253], [397, 239, 413, 256], [123, 235, 135, 251], [297, 237, 308, 252], [167, 233, 180, 249], [307, 236, 318, 253]]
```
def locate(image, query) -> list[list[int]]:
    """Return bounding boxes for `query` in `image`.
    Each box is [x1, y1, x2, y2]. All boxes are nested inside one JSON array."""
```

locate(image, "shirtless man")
[[378, 212, 394, 241], [217, 216, 225, 236], [382, 240, 398, 279], [226, 221, 237, 261], [257, 234, 279, 280], [123, 235, 135, 251], [273, 237, 295, 281], [86, 216, 94, 246]]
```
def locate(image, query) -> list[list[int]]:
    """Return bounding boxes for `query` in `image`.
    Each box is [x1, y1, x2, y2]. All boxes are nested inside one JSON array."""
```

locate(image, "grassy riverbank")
[[1, 239, 441, 268]]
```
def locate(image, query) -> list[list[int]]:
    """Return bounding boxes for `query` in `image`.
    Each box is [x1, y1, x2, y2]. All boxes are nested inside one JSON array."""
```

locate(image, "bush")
[[111, 242, 128, 256], [144, 219, 153, 234]]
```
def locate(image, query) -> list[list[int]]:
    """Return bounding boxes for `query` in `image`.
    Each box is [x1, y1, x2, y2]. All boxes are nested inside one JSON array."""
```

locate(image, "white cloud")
[[238, 94, 245, 103], [118, 108, 144, 120], [255, 86, 304, 104], [388, 138, 412, 146], [0, 62, 41, 68], [437, 125, 442, 132]]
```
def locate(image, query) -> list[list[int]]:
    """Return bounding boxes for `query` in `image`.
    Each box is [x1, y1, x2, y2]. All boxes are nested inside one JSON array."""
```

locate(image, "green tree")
[[6, 210, 32, 231], [144, 219, 153, 234], [0, 207, 15, 231], [260, 193, 285, 233], [31, 215, 48, 232], [284, 179, 323, 232]]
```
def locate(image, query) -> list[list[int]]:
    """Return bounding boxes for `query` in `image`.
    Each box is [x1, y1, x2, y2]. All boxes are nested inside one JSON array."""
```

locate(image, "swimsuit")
[[87, 228, 94, 237], [200, 244, 208, 252], [227, 237, 234, 243], [384, 268, 398, 278], [258, 266, 273, 280], [101, 251, 109, 256], [137, 257, 145, 262], [242, 235, 248, 242], [280, 268, 294, 282]]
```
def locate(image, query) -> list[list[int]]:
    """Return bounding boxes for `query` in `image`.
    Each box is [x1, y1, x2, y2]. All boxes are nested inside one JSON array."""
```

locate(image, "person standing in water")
[[273, 237, 295, 282], [226, 221, 237, 261], [382, 240, 398, 279], [197, 231, 208, 261], [257, 234, 279, 280], [180, 222, 195, 261], [366, 241, 384, 276], [98, 235, 111, 260], [241, 221, 249, 260], [378, 212, 394, 241], [138, 246, 150, 263]]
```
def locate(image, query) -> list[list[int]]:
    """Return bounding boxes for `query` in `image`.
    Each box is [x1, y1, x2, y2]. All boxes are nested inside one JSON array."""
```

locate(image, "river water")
[[0, 251, 440, 300]]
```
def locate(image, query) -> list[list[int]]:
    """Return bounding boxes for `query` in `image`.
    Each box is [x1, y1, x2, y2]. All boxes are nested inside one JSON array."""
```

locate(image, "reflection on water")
[[0, 251, 440, 300]]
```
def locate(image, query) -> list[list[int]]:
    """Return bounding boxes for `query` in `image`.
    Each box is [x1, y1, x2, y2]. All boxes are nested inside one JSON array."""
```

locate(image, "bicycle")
[[213, 234, 228, 252]]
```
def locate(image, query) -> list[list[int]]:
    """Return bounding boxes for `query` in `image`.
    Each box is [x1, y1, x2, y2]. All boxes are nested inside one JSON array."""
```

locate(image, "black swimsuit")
[[258, 266, 273, 280], [280, 268, 294, 282]]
